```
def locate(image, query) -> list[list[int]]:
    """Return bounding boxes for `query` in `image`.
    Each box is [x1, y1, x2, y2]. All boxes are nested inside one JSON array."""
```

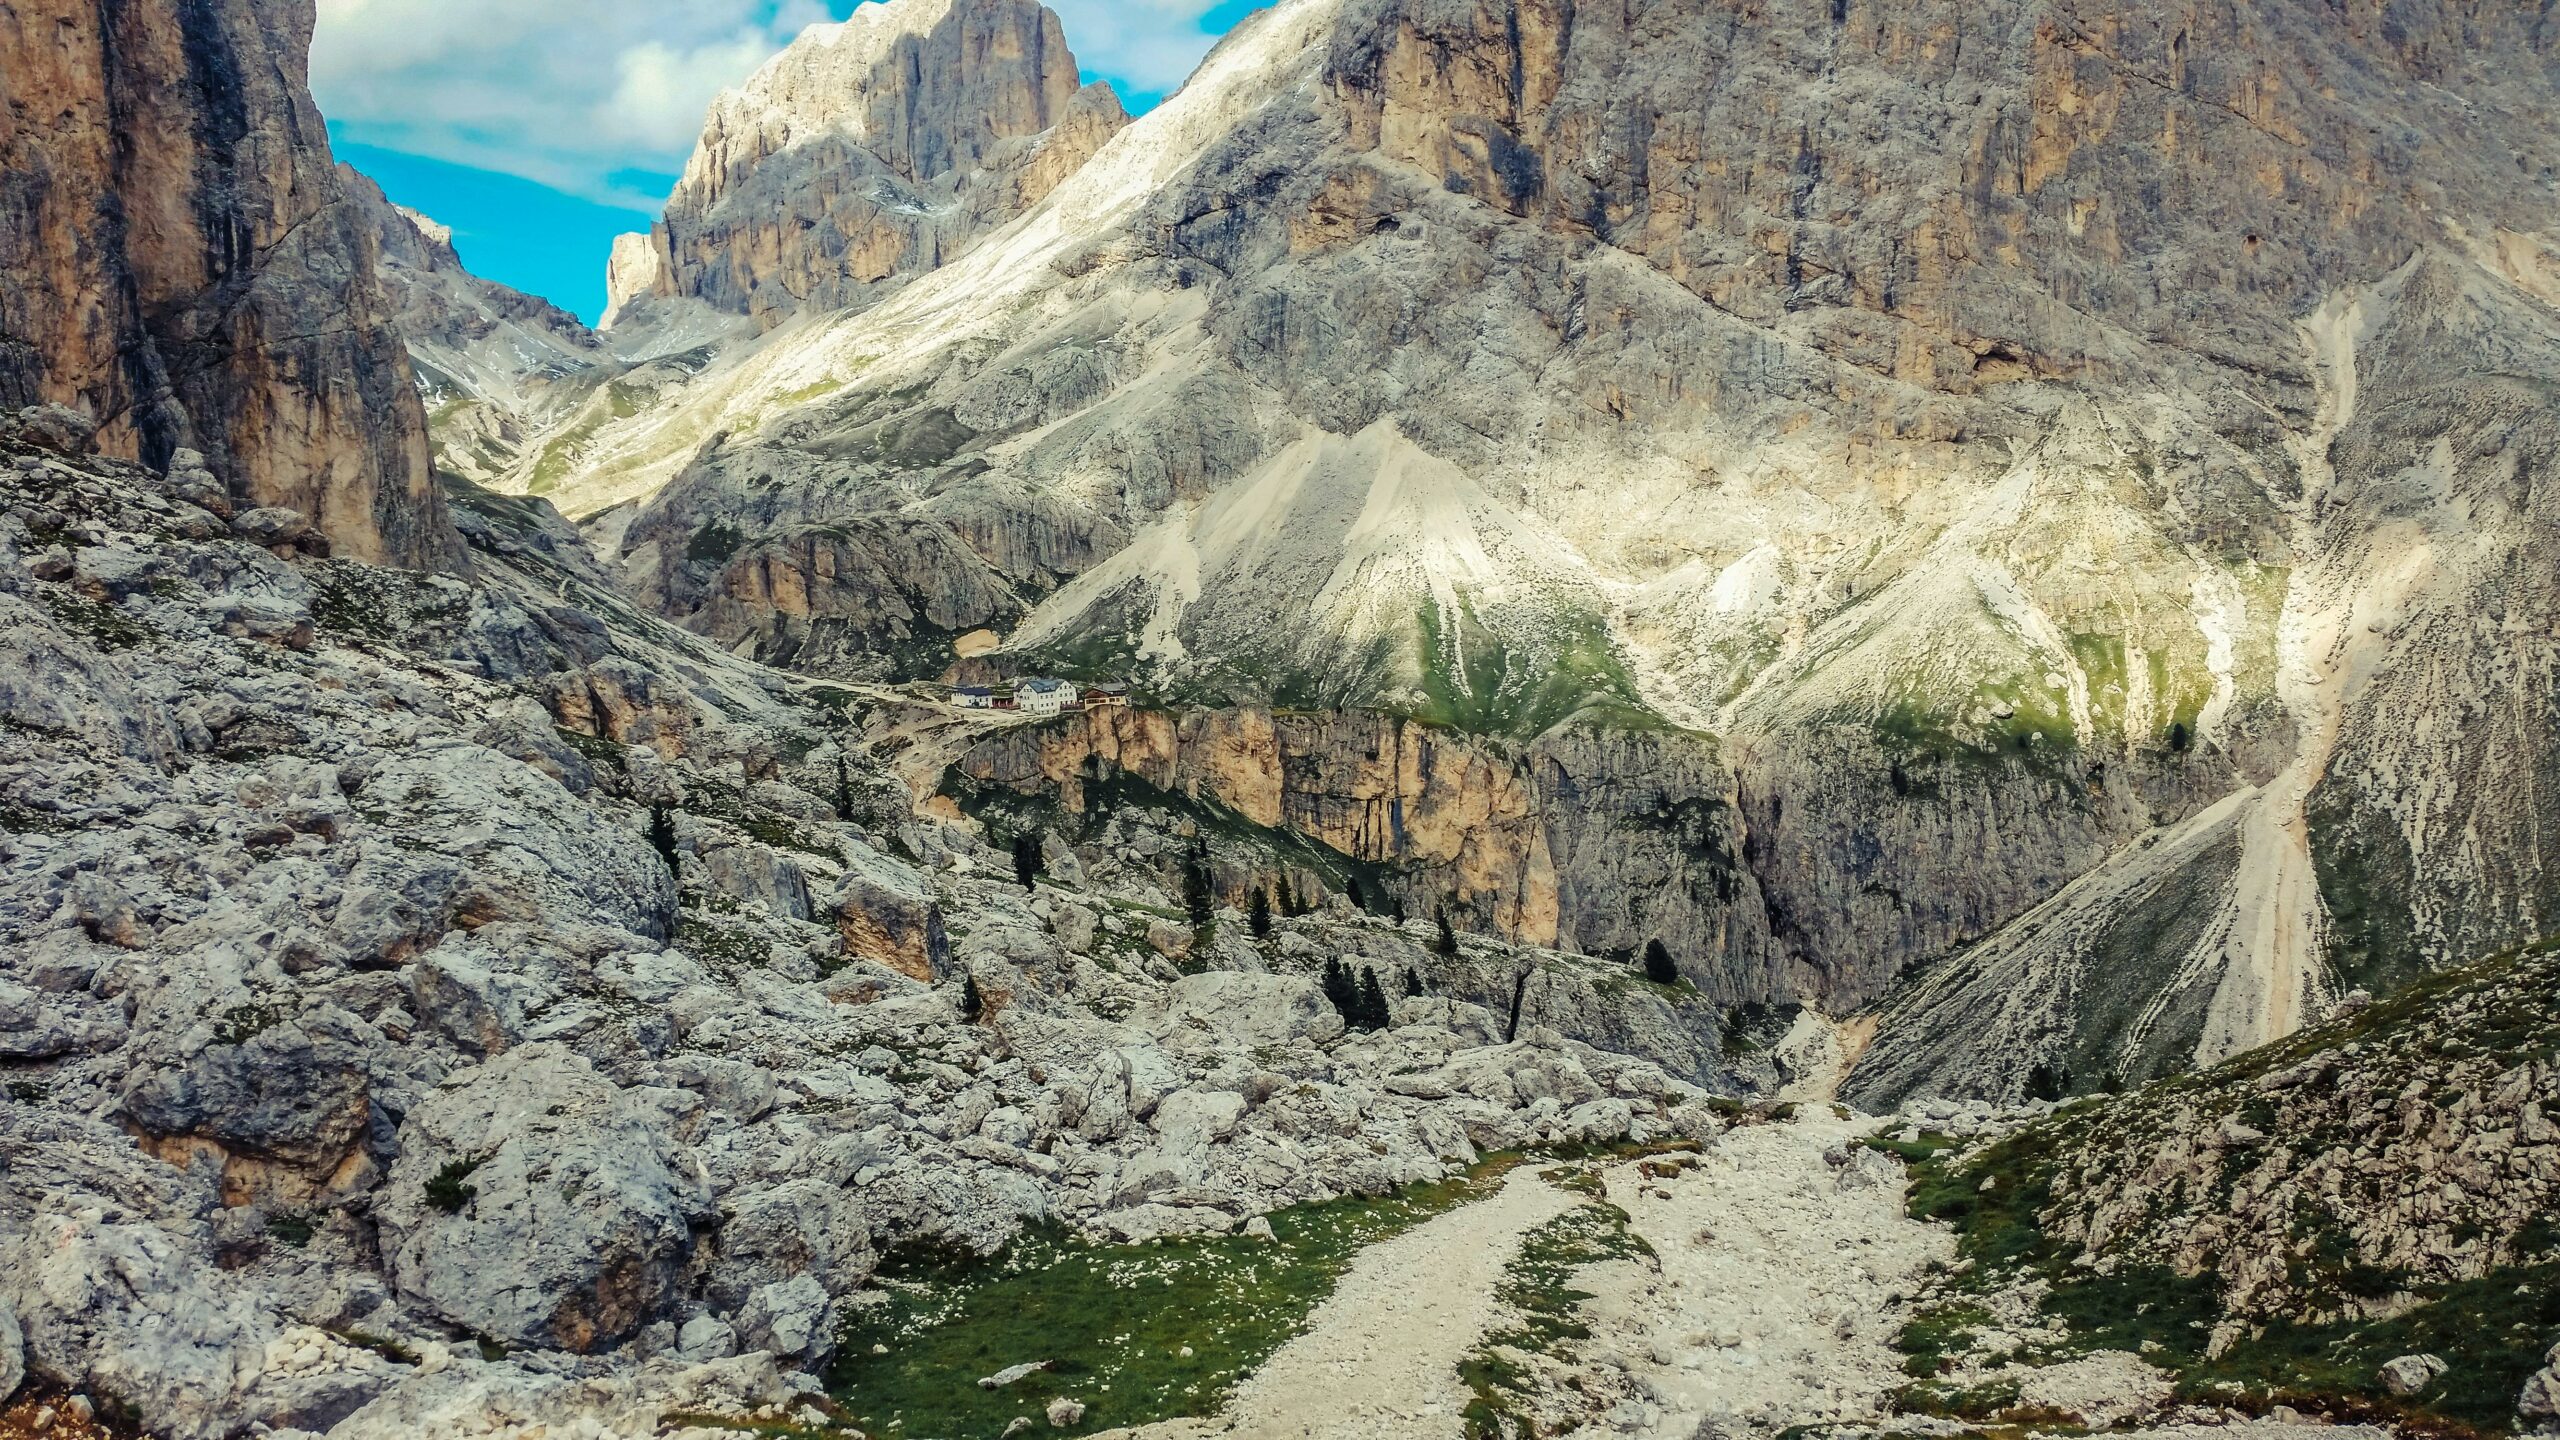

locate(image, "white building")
[[1017, 678, 1074, 716]]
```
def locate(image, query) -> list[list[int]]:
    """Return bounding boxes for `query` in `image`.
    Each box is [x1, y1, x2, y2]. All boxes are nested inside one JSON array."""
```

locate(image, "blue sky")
[[313, 0, 1267, 323]]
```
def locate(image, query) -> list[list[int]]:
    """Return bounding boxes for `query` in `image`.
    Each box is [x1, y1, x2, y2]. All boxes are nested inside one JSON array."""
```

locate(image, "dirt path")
[[1096, 1166, 1579, 1440], [1571, 1110, 1952, 1437]]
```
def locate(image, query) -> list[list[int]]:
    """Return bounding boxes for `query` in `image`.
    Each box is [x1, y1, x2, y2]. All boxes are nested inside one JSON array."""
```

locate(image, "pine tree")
[[1321, 958, 1357, 1023], [1249, 887, 1274, 939], [1643, 939, 1680, 986], [1390, 893, 1407, 923], [833, 752, 856, 820], [1346, 875, 1367, 912], [1404, 968, 1424, 998], [1357, 968, 1392, 1032], [647, 804, 681, 876], [960, 974, 986, 1025], [1181, 838, 1215, 930], [1011, 834, 1042, 892], [1434, 906, 1460, 957], [2025, 1062, 2071, 1102]]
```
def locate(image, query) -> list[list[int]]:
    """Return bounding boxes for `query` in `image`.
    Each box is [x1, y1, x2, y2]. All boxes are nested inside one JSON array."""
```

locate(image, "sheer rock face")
[[0, 0, 457, 569], [956, 707, 1802, 1004], [609, 0, 1129, 328]]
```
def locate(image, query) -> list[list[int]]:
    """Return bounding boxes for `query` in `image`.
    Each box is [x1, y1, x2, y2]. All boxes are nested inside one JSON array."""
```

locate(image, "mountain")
[[605, 0, 1129, 330], [0, 0, 456, 569], [5, 0, 2559, 1435], [502, 0, 2560, 1100], [339, 168, 601, 416]]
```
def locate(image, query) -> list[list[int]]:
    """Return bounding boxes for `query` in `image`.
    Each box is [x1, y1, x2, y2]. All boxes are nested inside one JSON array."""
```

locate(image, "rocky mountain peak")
[[605, 0, 1129, 328]]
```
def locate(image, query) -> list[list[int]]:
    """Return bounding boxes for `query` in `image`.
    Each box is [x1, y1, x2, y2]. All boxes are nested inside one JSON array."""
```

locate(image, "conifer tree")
[[1182, 838, 1215, 930], [833, 752, 856, 820], [1435, 906, 1460, 957], [1249, 887, 1274, 939], [1404, 968, 1424, 998], [960, 974, 986, 1024], [1321, 957, 1358, 1023], [1346, 875, 1367, 912], [1012, 834, 1042, 891], [1357, 968, 1392, 1032], [1643, 939, 1680, 986], [1504, 968, 1533, 1044], [647, 804, 681, 877]]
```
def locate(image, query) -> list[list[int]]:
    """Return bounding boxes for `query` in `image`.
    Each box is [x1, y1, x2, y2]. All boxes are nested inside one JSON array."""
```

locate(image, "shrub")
[[425, 1157, 484, 1215]]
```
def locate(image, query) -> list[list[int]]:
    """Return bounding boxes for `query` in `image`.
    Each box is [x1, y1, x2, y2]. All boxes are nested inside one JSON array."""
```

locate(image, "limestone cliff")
[[608, 0, 1128, 328], [0, 0, 457, 568], [955, 708, 1801, 1004]]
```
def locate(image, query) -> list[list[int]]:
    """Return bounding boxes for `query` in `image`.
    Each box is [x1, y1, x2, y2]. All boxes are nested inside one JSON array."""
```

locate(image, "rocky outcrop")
[[1897, 941, 2560, 1431], [609, 0, 1127, 327], [0, 0, 456, 569], [624, 506, 1028, 679]]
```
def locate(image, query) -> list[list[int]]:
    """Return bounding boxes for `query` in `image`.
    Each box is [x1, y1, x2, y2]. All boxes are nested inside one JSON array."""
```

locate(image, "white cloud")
[[309, 0, 1238, 211]]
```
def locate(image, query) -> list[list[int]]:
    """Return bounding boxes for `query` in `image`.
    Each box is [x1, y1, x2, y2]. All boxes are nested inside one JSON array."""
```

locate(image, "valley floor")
[[1101, 1111, 2408, 1440]]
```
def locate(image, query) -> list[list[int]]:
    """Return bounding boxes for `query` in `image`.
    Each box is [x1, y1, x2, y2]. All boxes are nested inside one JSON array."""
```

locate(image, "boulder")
[[0, 982, 71, 1060], [701, 844, 813, 921], [2520, 1345, 2560, 1420], [0, 1112, 377, 1440], [734, 1275, 833, 1364], [1047, 1397, 1086, 1427], [1147, 971, 1343, 1051], [230, 507, 312, 548], [2, 405, 97, 455], [378, 1045, 712, 1353], [980, 1360, 1052, 1390], [2380, 1353, 2449, 1397], [679, 1314, 740, 1361], [116, 1004, 381, 1205]]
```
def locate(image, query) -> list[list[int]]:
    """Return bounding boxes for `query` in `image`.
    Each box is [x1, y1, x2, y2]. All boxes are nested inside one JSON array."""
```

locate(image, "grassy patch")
[[36, 590, 152, 650], [828, 1165, 1514, 1437], [1412, 597, 1663, 738], [266, 1212, 318, 1249], [1458, 1166, 1656, 1438], [677, 911, 774, 971]]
